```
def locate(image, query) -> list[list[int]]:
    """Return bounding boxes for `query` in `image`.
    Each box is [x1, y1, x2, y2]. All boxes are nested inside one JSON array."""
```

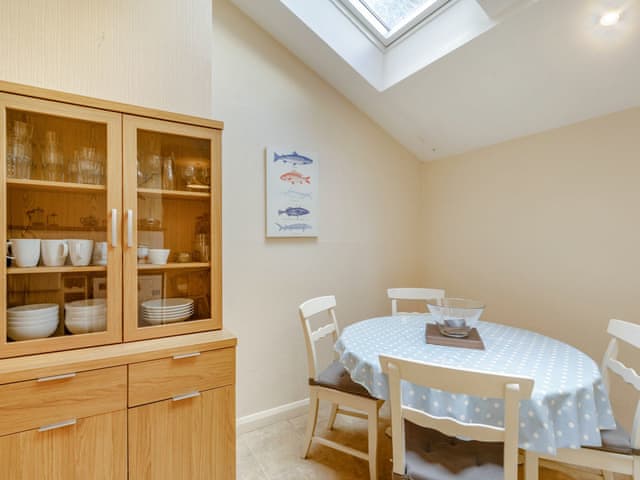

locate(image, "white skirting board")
[[237, 398, 310, 435]]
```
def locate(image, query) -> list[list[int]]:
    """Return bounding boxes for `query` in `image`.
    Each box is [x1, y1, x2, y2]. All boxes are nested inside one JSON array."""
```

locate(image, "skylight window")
[[340, 0, 453, 46]]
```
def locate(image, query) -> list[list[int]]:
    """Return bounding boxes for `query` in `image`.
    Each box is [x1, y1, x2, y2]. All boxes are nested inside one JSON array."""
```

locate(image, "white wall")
[[421, 108, 640, 428], [212, 0, 422, 417], [0, 0, 212, 117]]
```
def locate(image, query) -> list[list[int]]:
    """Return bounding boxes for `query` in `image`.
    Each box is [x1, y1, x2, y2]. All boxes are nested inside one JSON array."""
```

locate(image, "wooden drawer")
[[0, 365, 126, 436], [128, 347, 234, 407]]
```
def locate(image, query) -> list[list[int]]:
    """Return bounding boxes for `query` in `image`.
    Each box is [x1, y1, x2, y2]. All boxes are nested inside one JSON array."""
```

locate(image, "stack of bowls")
[[7, 304, 59, 341], [142, 298, 194, 325], [64, 299, 107, 334]]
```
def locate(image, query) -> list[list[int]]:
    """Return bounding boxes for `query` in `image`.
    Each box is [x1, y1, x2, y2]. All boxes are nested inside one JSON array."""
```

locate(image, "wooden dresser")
[[0, 81, 235, 479]]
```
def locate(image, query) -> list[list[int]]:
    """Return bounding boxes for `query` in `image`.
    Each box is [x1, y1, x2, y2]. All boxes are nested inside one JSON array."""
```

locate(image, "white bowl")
[[8, 314, 59, 325], [7, 304, 58, 317], [7, 319, 59, 341], [65, 299, 106, 309], [143, 313, 191, 325], [147, 249, 170, 265], [65, 319, 106, 334]]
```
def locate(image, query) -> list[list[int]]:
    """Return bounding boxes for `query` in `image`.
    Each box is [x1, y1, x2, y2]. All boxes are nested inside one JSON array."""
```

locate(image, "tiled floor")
[[237, 403, 623, 480]]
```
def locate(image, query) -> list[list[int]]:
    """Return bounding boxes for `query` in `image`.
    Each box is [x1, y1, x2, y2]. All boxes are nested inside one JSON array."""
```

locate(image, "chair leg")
[[367, 401, 378, 480], [302, 390, 319, 459], [327, 402, 339, 430], [524, 451, 539, 480]]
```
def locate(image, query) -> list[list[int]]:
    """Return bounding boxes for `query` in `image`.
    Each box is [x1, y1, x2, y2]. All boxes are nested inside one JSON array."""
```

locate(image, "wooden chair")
[[525, 319, 640, 480], [380, 354, 533, 480], [387, 288, 445, 316], [299, 296, 383, 480]]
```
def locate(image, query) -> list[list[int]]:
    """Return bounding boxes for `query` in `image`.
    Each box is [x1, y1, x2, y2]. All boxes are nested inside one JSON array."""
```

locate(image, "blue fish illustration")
[[281, 188, 312, 201], [278, 207, 310, 218], [273, 151, 313, 166], [276, 223, 312, 232]]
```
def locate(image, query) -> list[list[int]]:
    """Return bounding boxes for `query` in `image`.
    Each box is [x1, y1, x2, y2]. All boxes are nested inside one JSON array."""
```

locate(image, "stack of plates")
[[7, 304, 59, 341], [142, 298, 194, 325], [65, 299, 107, 334]]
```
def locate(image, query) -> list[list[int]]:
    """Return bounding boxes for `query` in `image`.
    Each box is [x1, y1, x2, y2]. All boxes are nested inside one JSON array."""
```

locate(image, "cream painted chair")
[[525, 319, 640, 480], [380, 354, 533, 480], [387, 288, 445, 316], [299, 296, 383, 480]]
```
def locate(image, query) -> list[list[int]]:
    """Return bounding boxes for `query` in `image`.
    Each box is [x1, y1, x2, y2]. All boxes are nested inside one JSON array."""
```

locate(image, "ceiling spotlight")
[[599, 10, 621, 26]]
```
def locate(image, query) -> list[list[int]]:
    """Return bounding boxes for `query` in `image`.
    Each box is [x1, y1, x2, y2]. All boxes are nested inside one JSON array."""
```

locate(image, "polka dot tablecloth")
[[334, 316, 615, 454]]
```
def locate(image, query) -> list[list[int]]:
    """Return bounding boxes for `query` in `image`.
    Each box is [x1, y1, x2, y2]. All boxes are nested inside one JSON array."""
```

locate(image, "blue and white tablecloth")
[[334, 316, 616, 454]]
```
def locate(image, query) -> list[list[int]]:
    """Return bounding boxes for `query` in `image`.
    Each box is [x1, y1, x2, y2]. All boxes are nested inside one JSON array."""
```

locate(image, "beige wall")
[[212, 0, 422, 417], [421, 108, 640, 427], [0, 0, 212, 117]]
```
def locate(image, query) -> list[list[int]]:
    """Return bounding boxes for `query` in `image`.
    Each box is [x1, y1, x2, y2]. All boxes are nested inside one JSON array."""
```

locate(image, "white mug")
[[41, 239, 69, 267], [7, 239, 40, 267], [66, 239, 94, 266], [92, 241, 108, 265]]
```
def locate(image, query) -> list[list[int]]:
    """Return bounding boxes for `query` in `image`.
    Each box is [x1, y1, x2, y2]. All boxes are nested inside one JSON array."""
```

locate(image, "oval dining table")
[[334, 315, 616, 455]]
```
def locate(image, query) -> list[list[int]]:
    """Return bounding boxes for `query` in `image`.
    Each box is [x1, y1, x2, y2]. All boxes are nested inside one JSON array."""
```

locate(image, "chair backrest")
[[380, 354, 533, 480], [387, 288, 445, 316], [600, 319, 640, 450], [298, 296, 340, 379]]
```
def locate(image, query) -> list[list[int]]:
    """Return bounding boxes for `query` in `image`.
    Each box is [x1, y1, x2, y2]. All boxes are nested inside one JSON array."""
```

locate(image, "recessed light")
[[599, 10, 621, 26]]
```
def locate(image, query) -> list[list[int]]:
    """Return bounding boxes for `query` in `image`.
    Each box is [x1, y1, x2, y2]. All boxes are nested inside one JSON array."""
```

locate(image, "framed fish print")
[[266, 147, 319, 237]]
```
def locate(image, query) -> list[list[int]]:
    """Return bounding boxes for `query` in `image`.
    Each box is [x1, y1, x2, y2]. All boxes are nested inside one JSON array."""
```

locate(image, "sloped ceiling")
[[230, 0, 640, 160]]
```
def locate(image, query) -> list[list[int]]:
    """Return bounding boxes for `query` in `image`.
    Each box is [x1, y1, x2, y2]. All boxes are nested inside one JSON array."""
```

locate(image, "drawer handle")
[[172, 391, 201, 402], [173, 352, 201, 360], [38, 418, 77, 432], [37, 372, 76, 382]]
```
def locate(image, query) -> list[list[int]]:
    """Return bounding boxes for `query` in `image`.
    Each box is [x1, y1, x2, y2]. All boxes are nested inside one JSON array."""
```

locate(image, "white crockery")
[[7, 239, 40, 267], [7, 319, 58, 341], [92, 241, 108, 265], [147, 248, 170, 265], [66, 239, 94, 266], [41, 239, 68, 267], [142, 298, 193, 309], [7, 303, 58, 316]]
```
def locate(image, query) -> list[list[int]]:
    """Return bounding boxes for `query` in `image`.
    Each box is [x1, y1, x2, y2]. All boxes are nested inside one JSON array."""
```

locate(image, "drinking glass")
[[181, 164, 195, 190], [41, 130, 64, 181], [162, 154, 176, 190]]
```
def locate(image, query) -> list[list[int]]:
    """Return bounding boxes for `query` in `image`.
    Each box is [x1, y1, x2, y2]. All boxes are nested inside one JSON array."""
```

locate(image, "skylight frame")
[[337, 0, 454, 47]]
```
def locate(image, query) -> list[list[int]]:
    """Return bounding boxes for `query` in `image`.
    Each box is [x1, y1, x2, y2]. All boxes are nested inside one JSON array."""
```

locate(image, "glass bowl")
[[426, 297, 485, 329]]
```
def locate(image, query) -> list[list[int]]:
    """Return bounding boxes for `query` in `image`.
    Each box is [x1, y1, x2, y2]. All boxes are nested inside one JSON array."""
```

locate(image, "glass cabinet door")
[[0, 93, 122, 358], [122, 115, 221, 341]]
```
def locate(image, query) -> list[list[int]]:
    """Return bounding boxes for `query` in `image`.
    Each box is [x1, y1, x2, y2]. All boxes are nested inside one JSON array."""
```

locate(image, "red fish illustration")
[[280, 171, 310, 185]]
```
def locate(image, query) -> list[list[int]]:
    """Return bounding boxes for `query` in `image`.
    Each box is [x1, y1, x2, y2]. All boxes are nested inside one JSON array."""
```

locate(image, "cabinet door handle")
[[172, 391, 201, 402], [172, 352, 201, 360], [111, 209, 118, 247], [127, 209, 134, 248], [38, 418, 76, 432], [37, 372, 76, 382]]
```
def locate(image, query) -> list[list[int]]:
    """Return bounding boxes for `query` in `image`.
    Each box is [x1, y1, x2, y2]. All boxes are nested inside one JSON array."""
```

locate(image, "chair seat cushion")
[[402, 420, 504, 480], [309, 360, 375, 398], [586, 419, 639, 455]]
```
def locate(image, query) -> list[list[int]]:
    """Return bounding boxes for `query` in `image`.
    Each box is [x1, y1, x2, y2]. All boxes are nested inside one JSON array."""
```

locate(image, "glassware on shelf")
[[181, 164, 195, 190], [192, 214, 210, 262], [196, 166, 210, 187], [72, 147, 104, 185], [7, 119, 34, 179], [41, 130, 65, 181], [162, 153, 176, 190]]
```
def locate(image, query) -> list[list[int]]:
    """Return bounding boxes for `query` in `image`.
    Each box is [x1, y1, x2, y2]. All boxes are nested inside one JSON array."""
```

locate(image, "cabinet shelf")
[[7, 178, 106, 193], [7, 265, 107, 275], [137, 188, 210, 199], [137, 262, 210, 271]]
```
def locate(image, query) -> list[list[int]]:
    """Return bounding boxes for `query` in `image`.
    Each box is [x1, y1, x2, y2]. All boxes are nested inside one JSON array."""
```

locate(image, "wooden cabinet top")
[[0, 329, 237, 385], [0, 80, 223, 130]]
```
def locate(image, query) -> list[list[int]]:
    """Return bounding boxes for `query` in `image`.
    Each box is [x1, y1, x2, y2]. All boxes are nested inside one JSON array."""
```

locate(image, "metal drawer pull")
[[38, 418, 77, 432], [37, 372, 76, 382], [111, 209, 118, 247], [172, 391, 201, 402], [127, 209, 134, 248], [172, 352, 201, 360]]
